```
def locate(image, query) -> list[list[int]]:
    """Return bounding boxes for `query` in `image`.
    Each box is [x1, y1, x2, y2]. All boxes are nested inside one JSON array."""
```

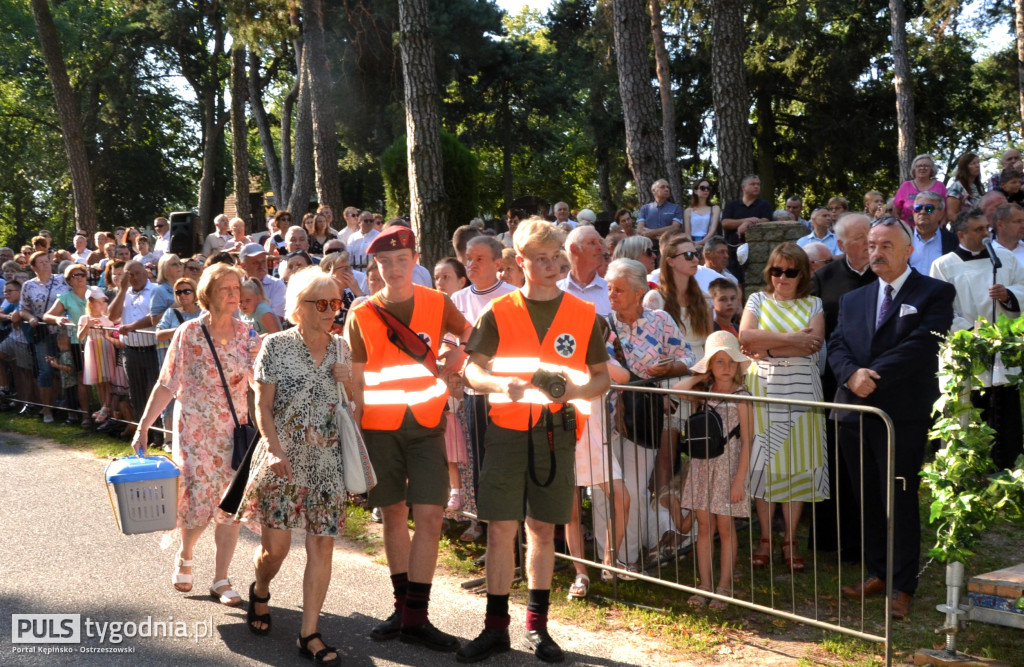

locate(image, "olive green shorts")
[[477, 421, 577, 525], [363, 410, 448, 508]]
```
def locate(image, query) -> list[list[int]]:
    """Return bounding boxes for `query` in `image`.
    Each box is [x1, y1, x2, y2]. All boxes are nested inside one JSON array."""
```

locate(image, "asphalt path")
[[0, 433, 678, 666]]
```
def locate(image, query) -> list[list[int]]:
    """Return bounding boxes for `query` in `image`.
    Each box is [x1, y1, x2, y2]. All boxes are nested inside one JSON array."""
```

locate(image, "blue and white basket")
[[105, 455, 180, 535]]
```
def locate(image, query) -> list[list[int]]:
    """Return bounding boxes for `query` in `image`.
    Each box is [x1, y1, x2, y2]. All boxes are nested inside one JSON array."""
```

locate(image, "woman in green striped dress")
[[738, 243, 827, 573]]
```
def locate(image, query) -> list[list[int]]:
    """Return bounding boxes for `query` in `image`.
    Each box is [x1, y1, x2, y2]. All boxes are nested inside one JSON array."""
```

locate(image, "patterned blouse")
[[605, 308, 695, 378], [20, 275, 68, 334]]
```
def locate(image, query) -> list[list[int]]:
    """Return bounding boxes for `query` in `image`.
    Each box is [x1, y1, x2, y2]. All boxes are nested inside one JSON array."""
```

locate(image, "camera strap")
[[526, 407, 557, 488]]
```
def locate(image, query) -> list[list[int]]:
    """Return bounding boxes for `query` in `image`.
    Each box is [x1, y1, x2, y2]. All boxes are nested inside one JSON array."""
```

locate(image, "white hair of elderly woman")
[[284, 266, 341, 325], [611, 235, 653, 261], [605, 258, 649, 294]]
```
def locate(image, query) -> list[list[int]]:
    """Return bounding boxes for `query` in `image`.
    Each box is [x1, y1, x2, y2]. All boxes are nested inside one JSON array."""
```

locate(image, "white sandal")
[[567, 573, 590, 600], [172, 557, 193, 592], [209, 579, 243, 607]]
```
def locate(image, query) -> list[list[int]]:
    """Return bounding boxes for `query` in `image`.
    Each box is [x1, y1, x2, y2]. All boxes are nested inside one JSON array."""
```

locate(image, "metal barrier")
[[0, 323, 172, 436], [559, 383, 897, 666]]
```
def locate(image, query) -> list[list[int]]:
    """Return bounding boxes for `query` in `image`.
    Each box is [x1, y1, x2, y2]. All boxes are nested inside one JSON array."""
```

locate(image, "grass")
[[0, 409, 162, 459]]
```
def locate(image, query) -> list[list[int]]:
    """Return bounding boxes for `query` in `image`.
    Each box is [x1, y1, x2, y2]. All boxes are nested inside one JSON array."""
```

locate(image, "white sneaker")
[[446, 488, 463, 511], [42, 413, 54, 424]]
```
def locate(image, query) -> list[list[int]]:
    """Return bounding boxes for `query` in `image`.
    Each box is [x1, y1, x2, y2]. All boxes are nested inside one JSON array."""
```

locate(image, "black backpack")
[[681, 402, 739, 460]]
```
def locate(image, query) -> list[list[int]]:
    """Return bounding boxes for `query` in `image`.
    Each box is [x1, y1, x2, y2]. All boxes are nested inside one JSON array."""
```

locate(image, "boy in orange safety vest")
[[346, 224, 472, 652], [459, 218, 611, 663]]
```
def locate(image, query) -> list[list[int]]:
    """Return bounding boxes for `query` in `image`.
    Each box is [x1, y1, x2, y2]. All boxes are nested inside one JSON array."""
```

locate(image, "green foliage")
[[923, 316, 1024, 564], [380, 132, 479, 230]]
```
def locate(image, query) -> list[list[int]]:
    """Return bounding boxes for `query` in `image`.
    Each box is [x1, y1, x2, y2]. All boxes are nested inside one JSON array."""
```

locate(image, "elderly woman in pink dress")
[[132, 263, 259, 607]]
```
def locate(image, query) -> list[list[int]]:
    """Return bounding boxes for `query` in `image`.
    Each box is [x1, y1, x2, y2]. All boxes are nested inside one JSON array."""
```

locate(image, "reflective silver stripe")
[[362, 379, 448, 405], [363, 364, 436, 385], [489, 357, 590, 385]]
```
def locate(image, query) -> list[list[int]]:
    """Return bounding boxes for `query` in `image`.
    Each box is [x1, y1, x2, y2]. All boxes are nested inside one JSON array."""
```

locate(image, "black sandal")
[[247, 582, 271, 636], [298, 632, 340, 666]]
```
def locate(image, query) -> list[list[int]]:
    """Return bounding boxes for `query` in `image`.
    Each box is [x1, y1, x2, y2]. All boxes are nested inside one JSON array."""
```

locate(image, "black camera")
[[530, 368, 567, 400]]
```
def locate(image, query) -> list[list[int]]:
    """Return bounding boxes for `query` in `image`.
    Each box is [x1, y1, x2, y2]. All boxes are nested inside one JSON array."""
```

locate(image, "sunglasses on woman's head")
[[305, 298, 343, 312], [671, 251, 698, 261], [769, 266, 801, 278]]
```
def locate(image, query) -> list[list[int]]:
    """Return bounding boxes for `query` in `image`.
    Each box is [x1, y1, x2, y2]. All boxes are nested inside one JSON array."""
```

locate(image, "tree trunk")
[[249, 51, 282, 208], [230, 45, 252, 229], [613, 0, 665, 205], [709, 0, 753, 202], [754, 85, 775, 205], [1017, 0, 1024, 137], [302, 0, 343, 216], [288, 60, 315, 218], [649, 0, 682, 205], [398, 0, 448, 270], [29, 0, 96, 235], [890, 0, 916, 182]]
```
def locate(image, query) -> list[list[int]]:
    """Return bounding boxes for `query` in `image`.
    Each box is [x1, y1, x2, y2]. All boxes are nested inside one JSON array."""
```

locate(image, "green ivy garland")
[[923, 315, 1024, 571]]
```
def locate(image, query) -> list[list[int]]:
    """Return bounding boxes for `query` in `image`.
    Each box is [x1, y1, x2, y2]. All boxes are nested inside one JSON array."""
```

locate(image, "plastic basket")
[[105, 455, 180, 535]]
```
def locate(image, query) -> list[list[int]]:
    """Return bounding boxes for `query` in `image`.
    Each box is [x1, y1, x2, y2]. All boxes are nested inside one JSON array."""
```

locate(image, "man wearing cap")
[[458, 219, 610, 663], [346, 225, 472, 652], [240, 243, 286, 320]]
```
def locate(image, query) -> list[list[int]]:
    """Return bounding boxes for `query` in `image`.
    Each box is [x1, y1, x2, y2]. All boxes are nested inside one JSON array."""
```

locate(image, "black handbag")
[[682, 401, 739, 460], [607, 316, 665, 449], [200, 323, 258, 470]]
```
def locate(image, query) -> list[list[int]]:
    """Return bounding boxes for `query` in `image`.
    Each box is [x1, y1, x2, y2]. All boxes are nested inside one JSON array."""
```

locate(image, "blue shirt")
[[637, 200, 683, 230], [797, 230, 841, 256], [910, 230, 944, 276]]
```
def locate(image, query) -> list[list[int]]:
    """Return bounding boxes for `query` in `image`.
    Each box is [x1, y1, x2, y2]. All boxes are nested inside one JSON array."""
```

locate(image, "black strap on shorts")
[[527, 407, 556, 488]]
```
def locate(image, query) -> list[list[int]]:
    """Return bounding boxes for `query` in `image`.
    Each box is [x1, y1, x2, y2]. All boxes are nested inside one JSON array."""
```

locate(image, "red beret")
[[367, 226, 416, 254]]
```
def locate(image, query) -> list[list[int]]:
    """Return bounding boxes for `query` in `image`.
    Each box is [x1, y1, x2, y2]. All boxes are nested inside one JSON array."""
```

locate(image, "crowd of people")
[[1, 150, 1023, 663]]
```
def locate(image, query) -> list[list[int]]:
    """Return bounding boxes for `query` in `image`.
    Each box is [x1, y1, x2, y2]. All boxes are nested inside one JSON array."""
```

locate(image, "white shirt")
[[153, 231, 171, 258], [648, 266, 734, 291], [338, 226, 359, 245], [797, 229, 842, 256], [71, 249, 91, 264], [451, 280, 516, 326], [930, 247, 1024, 332], [260, 274, 287, 319], [122, 281, 157, 347], [347, 229, 379, 268], [875, 266, 912, 325], [412, 264, 433, 288], [994, 238, 1024, 264], [557, 271, 610, 317]]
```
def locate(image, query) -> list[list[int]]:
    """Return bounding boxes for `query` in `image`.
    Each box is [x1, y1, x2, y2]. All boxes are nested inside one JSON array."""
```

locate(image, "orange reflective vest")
[[487, 290, 595, 440], [352, 285, 448, 430]]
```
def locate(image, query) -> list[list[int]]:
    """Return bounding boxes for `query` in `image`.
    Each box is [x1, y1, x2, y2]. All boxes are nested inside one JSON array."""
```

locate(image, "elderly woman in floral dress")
[[235, 267, 352, 666], [132, 263, 260, 606]]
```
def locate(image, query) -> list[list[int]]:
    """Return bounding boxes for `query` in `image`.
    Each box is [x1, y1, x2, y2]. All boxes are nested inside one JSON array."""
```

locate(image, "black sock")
[[484, 593, 510, 630], [390, 572, 408, 614], [525, 589, 550, 631], [402, 580, 431, 626]]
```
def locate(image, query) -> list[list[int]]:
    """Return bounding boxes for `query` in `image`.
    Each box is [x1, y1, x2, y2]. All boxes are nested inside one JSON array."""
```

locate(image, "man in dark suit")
[[809, 213, 875, 559], [828, 217, 955, 620]]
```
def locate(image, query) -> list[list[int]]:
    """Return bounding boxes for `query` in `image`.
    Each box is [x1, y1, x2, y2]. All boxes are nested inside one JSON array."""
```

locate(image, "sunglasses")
[[871, 216, 913, 241], [69, 272, 88, 279], [696, 185, 711, 191], [174, 289, 194, 296], [913, 204, 936, 214], [769, 266, 801, 278], [672, 251, 698, 261], [643, 248, 657, 257], [811, 257, 834, 265], [306, 298, 343, 312]]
